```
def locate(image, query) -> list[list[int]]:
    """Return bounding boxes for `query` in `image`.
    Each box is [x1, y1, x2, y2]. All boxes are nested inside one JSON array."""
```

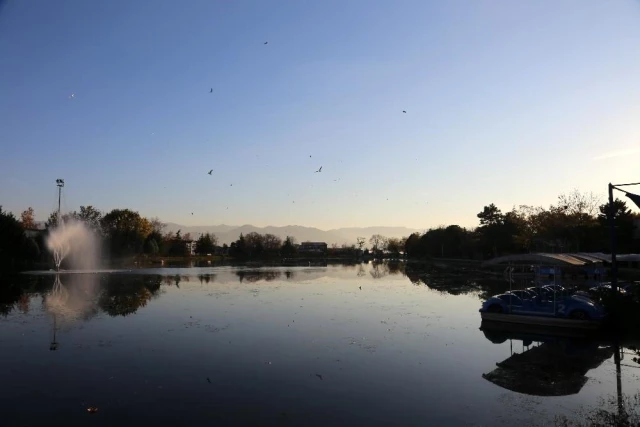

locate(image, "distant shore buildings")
[[297, 241, 328, 254]]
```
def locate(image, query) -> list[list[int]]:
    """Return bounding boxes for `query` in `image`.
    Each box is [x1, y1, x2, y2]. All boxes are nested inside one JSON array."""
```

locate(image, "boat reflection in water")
[[480, 320, 615, 397]]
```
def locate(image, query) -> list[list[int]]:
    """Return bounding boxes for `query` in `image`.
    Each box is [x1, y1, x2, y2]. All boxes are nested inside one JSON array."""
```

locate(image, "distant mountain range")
[[163, 223, 421, 245]]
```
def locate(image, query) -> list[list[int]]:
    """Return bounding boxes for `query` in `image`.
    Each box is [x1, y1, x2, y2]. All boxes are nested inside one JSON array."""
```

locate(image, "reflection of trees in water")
[[2, 274, 165, 318], [405, 265, 505, 298], [370, 262, 389, 279], [0, 284, 25, 316], [161, 275, 192, 288], [162, 275, 176, 287], [387, 261, 405, 275], [17, 294, 30, 314], [0, 275, 52, 316], [198, 274, 216, 284], [236, 270, 281, 283], [284, 270, 295, 280], [367, 261, 405, 279], [98, 275, 163, 317], [357, 264, 366, 277]]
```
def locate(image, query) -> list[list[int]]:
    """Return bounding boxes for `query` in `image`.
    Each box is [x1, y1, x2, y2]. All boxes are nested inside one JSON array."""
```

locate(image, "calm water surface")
[[1, 263, 638, 426]]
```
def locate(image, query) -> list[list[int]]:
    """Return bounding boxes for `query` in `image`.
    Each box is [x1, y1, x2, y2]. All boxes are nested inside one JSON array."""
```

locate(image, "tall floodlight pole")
[[608, 182, 640, 297], [608, 184, 618, 297], [56, 179, 64, 224], [607, 182, 640, 423]]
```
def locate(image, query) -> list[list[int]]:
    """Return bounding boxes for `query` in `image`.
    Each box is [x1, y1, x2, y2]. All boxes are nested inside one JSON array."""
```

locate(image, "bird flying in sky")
[[264, 41, 268, 45], [208, 170, 213, 175], [402, 110, 406, 113], [210, 88, 213, 93], [315, 166, 322, 173]]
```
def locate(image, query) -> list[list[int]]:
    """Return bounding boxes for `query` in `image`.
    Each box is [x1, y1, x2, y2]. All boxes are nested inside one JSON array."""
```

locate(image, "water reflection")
[[2, 263, 640, 426], [555, 391, 640, 426], [479, 321, 640, 426], [405, 264, 506, 298], [0, 274, 164, 319], [45, 274, 101, 320], [480, 322, 614, 396], [236, 270, 282, 283], [99, 275, 163, 317], [197, 273, 216, 283], [162, 274, 191, 288], [0, 263, 576, 320]]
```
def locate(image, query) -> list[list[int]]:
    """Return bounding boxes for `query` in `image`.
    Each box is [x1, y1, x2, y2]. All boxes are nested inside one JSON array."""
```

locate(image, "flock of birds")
[[198, 42, 406, 180], [68, 40, 409, 217]]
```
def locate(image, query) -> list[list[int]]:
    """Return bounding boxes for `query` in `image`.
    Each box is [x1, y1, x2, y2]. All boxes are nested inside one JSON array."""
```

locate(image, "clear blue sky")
[[1, 0, 639, 230]]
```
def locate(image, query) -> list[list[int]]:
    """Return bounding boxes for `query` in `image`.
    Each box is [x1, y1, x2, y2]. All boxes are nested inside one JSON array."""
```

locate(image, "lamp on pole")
[[608, 182, 640, 422], [607, 182, 640, 296], [55, 179, 64, 223]]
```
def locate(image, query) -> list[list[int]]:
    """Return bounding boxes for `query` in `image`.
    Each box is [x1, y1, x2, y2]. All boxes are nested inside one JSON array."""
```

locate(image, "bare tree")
[[149, 217, 166, 234], [386, 237, 401, 254], [356, 237, 366, 250], [262, 233, 282, 251], [244, 232, 265, 253], [369, 234, 387, 252], [557, 189, 601, 216]]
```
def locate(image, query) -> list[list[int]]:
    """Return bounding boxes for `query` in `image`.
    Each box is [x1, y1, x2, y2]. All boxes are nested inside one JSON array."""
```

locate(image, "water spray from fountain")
[[46, 179, 100, 271]]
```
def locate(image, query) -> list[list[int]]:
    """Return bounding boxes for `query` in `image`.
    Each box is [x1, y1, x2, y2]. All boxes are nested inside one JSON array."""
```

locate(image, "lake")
[[1, 263, 638, 426]]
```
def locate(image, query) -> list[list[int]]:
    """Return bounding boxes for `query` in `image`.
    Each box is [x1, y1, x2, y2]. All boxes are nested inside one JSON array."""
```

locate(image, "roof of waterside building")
[[483, 253, 594, 267], [483, 252, 640, 266]]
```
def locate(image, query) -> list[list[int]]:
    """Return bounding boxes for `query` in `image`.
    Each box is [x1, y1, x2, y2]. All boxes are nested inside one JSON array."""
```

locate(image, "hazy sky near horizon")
[[1, 0, 639, 230]]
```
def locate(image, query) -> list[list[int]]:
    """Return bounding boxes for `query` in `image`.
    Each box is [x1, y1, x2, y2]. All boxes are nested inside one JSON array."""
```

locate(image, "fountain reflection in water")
[[45, 273, 101, 320], [44, 218, 101, 350], [45, 273, 101, 350]]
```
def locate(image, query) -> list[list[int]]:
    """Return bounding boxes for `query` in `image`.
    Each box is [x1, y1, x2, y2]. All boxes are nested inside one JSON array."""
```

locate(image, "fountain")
[[45, 179, 100, 271], [46, 220, 100, 271]]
